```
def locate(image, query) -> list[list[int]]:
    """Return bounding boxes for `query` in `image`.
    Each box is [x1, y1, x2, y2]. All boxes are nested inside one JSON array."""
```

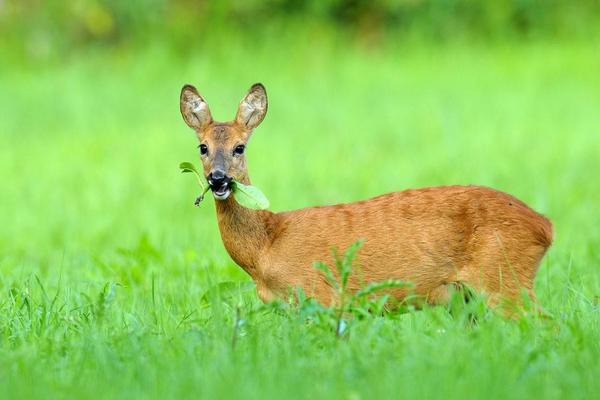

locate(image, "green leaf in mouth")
[[231, 181, 270, 210], [179, 161, 270, 210]]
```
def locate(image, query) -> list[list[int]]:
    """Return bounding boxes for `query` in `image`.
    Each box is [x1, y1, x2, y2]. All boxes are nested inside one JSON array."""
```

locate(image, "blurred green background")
[[1, 1, 600, 399], [2, 0, 600, 60]]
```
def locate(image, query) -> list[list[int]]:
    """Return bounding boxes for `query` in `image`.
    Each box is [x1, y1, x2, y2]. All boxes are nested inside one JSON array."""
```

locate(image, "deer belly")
[[261, 230, 460, 303]]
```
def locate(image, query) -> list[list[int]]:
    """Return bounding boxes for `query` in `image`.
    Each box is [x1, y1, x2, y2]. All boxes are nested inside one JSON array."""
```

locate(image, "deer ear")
[[180, 84, 212, 131], [236, 83, 268, 130]]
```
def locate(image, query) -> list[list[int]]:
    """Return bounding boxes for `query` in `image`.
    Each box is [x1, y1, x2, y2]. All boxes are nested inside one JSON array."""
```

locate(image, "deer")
[[179, 83, 554, 315]]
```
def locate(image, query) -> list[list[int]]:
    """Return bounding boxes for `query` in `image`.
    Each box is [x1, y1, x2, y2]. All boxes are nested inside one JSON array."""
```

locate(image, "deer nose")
[[208, 170, 228, 187]]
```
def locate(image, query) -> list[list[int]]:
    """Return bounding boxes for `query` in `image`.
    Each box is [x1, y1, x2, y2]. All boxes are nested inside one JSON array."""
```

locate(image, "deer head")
[[180, 83, 268, 200]]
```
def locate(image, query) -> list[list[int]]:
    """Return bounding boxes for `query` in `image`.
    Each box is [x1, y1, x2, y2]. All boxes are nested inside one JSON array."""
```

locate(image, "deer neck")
[[213, 175, 274, 278]]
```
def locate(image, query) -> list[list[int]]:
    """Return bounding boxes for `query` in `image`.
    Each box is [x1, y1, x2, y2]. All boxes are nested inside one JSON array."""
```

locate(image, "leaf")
[[232, 181, 270, 210], [313, 261, 339, 290], [340, 239, 363, 288], [179, 161, 208, 192], [179, 161, 199, 174]]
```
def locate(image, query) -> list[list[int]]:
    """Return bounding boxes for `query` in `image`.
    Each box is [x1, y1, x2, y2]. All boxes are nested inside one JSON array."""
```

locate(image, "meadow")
[[1, 33, 599, 399]]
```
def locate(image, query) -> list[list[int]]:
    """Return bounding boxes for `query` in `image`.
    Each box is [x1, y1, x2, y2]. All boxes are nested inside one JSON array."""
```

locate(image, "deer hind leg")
[[425, 283, 469, 306], [457, 243, 548, 317]]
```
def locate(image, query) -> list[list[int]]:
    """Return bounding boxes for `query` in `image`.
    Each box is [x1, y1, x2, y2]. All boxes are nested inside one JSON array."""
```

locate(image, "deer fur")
[[180, 83, 554, 312]]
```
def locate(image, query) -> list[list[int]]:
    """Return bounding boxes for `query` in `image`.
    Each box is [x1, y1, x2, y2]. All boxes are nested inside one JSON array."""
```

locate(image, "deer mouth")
[[212, 183, 231, 200]]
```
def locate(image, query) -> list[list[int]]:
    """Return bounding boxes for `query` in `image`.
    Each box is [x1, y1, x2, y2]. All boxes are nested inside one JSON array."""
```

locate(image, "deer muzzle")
[[208, 170, 233, 200]]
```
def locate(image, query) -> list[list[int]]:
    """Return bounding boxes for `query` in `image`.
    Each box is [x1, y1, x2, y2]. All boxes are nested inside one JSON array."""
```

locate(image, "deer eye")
[[199, 144, 208, 156], [233, 144, 245, 156]]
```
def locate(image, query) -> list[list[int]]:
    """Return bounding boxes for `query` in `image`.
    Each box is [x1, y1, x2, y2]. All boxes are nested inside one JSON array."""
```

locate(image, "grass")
[[1, 34, 599, 399]]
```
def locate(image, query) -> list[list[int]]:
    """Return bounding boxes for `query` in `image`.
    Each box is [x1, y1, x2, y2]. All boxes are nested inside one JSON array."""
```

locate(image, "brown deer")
[[179, 83, 553, 313]]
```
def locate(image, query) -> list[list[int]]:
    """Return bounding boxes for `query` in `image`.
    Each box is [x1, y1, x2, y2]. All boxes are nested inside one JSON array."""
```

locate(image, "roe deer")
[[179, 83, 553, 313]]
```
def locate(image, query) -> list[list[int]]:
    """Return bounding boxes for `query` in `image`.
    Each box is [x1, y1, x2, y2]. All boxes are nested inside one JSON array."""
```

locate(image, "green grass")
[[1, 36, 599, 399]]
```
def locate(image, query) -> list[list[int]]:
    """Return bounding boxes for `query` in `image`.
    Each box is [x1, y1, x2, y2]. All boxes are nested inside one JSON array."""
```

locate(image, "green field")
[[1, 35, 599, 399]]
